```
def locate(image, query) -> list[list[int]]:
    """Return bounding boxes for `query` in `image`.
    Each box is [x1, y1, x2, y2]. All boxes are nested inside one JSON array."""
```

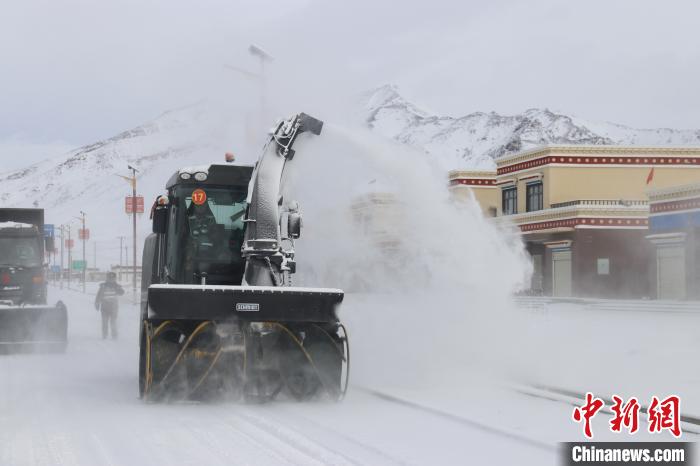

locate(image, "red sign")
[[65, 239, 75, 249], [125, 196, 145, 214], [78, 228, 90, 240], [191, 189, 207, 206]]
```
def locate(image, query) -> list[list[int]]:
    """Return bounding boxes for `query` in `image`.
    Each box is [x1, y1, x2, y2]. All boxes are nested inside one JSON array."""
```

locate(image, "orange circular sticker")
[[191, 188, 207, 205]]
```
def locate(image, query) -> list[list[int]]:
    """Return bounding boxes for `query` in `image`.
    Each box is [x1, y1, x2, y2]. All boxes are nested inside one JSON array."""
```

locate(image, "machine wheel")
[[143, 321, 188, 401], [304, 325, 346, 400], [138, 321, 148, 398], [243, 326, 283, 403], [278, 332, 321, 401], [181, 323, 224, 399]]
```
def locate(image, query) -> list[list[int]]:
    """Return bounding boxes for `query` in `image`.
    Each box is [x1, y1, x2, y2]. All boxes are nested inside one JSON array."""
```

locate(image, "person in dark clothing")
[[95, 272, 124, 339]]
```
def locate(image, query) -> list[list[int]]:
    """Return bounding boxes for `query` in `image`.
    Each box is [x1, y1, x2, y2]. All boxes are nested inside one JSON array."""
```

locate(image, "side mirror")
[[288, 212, 302, 239], [286, 200, 302, 239], [152, 195, 170, 234], [152, 206, 168, 234]]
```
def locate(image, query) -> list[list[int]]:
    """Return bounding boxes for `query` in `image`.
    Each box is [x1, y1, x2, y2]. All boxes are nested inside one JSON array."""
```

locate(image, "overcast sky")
[[1, 0, 699, 168]]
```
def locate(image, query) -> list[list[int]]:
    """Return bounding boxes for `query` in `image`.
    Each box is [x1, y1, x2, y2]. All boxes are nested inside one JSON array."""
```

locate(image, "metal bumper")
[[0, 302, 68, 345], [147, 285, 344, 323]]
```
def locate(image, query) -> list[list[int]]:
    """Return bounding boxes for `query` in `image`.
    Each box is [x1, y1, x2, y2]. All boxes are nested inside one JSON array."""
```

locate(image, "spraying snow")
[[280, 123, 533, 389]]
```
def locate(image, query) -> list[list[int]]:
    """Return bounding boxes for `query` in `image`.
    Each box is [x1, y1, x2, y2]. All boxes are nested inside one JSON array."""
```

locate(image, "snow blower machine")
[[139, 113, 349, 402], [0, 208, 67, 352]]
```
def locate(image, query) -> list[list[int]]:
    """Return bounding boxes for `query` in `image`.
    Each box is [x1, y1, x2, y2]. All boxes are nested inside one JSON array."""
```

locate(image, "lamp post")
[[248, 44, 273, 124], [58, 225, 65, 289], [67, 224, 72, 289], [224, 44, 274, 132], [127, 165, 138, 297]]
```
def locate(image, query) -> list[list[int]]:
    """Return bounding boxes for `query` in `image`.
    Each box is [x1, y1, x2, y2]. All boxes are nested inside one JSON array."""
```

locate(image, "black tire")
[[277, 329, 322, 401], [138, 321, 148, 399]]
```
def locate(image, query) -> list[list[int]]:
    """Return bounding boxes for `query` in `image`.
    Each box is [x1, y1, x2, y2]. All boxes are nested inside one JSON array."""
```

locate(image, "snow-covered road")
[[0, 287, 556, 466]]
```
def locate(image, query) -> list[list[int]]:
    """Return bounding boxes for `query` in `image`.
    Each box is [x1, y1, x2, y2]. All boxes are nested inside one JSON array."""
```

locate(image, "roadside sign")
[[79, 228, 90, 240], [44, 224, 54, 238], [125, 196, 145, 214], [72, 260, 86, 271], [65, 239, 74, 249]]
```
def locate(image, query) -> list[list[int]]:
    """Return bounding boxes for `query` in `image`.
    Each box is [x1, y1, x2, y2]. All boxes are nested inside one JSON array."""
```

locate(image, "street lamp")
[[224, 44, 274, 132], [248, 44, 273, 125], [127, 166, 138, 297]]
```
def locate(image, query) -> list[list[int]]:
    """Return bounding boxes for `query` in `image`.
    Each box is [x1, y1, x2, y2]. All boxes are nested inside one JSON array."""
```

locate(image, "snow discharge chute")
[[138, 113, 349, 402]]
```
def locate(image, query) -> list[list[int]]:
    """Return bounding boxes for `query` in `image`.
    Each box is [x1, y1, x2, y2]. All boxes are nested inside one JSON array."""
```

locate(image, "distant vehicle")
[[0, 208, 67, 352]]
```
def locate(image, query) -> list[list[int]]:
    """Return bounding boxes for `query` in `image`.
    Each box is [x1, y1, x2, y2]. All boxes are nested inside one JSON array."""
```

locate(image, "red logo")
[[610, 395, 640, 434], [573, 393, 682, 439], [648, 395, 681, 438], [573, 392, 604, 439], [191, 189, 207, 206]]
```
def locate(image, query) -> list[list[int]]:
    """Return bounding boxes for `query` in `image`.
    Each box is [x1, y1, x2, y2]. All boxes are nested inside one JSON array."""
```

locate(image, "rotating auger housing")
[[139, 113, 349, 402]]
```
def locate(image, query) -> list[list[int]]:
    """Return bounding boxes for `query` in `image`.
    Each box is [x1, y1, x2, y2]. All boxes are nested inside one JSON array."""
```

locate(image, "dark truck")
[[0, 208, 67, 351]]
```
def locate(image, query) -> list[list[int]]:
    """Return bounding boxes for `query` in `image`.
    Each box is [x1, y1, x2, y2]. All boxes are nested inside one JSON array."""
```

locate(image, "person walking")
[[95, 272, 124, 340]]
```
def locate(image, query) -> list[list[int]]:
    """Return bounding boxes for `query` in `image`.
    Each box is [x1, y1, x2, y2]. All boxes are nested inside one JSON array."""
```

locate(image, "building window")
[[502, 187, 517, 215], [526, 182, 543, 212]]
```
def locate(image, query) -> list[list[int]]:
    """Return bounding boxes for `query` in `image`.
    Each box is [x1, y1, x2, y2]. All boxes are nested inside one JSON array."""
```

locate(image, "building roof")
[[495, 145, 700, 175], [647, 181, 700, 203]]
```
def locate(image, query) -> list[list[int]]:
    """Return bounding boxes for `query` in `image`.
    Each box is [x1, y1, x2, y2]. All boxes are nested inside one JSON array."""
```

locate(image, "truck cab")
[[0, 209, 52, 306], [0, 208, 66, 351]]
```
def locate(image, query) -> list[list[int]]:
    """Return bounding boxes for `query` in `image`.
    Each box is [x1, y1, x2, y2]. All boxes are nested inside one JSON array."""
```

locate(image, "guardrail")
[[514, 295, 700, 314]]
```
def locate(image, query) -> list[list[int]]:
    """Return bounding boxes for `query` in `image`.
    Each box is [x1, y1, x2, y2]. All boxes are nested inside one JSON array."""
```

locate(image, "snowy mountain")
[[364, 85, 700, 169], [0, 102, 250, 267]]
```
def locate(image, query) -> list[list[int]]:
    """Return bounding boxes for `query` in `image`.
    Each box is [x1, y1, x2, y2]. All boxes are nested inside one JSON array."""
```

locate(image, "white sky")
[[1, 0, 699, 168]]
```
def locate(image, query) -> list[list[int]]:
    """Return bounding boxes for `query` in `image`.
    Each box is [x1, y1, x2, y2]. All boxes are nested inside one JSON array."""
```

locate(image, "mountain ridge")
[[363, 84, 700, 169]]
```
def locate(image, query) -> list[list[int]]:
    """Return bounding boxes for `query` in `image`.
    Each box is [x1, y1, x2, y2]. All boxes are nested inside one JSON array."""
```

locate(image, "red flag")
[[646, 167, 655, 185]]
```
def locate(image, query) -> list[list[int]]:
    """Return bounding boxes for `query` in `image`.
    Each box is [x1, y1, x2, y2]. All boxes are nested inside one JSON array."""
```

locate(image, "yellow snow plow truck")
[[139, 113, 349, 402], [0, 208, 67, 352]]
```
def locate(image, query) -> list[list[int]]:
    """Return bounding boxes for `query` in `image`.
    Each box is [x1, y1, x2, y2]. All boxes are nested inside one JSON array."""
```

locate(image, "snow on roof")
[[178, 165, 211, 175], [0, 221, 35, 229], [178, 163, 254, 175]]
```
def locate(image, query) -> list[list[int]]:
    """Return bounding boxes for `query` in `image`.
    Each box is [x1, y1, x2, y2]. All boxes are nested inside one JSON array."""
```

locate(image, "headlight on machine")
[[194, 172, 208, 181], [180, 172, 192, 180]]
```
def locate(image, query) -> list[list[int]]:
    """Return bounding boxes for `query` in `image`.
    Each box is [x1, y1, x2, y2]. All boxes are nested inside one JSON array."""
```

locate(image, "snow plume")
[[282, 123, 532, 390]]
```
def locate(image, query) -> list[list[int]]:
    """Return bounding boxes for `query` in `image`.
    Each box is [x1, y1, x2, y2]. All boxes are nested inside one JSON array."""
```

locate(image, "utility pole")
[[248, 44, 273, 127], [67, 224, 72, 289], [118, 236, 126, 281], [93, 241, 97, 273], [59, 225, 65, 289], [127, 165, 138, 297], [79, 211, 86, 293], [224, 44, 273, 145]]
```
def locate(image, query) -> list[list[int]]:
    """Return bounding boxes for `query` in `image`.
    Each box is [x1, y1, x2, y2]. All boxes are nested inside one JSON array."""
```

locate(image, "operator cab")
[[154, 164, 254, 286]]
